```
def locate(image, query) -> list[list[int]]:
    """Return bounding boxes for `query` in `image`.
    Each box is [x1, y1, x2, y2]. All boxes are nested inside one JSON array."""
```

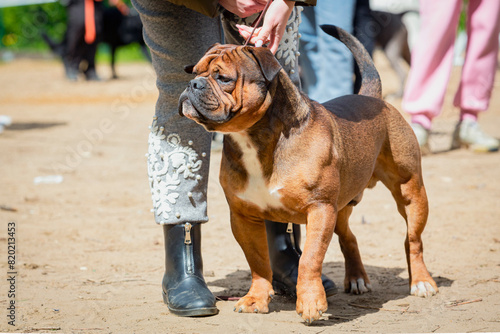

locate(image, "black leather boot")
[[162, 223, 218, 317], [266, 221, 338, 298]]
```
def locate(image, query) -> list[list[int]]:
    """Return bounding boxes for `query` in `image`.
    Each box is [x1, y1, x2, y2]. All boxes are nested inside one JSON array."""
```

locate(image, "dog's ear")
[[246, 47, 282, 83], [184, 64, 195, 74]]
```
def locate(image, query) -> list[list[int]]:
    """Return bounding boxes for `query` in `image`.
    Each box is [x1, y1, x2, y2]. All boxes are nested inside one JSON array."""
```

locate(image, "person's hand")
[[218, 0, 268, 18], [236, 0, 294, 54]]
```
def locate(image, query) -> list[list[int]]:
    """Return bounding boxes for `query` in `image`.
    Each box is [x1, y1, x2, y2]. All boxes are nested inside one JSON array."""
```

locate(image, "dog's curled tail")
[[320, 24, 382, 100]]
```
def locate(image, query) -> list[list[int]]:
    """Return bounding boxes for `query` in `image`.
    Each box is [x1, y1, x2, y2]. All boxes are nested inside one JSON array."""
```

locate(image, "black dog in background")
[[353, 4, 413, 100], [43, 7, 150, 80], [101, 7, 151, 78], [371, 10, 412, 99]]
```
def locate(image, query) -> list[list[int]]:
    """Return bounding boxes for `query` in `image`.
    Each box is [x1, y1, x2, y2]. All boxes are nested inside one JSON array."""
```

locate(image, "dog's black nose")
[[190, 77, 206, 90]]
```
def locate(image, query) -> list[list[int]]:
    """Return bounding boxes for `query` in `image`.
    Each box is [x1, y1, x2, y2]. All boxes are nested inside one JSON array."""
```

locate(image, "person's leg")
[[353, 0, 375, 57], [353, 0, 375, 94], [65, 0, 86, 80], [451, 0, 500, 152], [83, 0, 103, 80], [298, 6, 319, 96], [132, 0, 221, 316], [312, 0, 356, 102], [402, 0, 462, 130], [454, 0, 500, 115], [265, 222, 337, 298]]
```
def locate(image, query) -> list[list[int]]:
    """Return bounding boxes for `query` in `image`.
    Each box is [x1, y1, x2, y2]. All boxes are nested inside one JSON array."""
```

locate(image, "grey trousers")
[[132, 0, 303, 224]]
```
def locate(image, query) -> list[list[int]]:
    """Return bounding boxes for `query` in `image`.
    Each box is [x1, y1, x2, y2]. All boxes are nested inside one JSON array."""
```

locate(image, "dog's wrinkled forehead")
[[192, 43, 282, 83], [193, 44, 245, 74]]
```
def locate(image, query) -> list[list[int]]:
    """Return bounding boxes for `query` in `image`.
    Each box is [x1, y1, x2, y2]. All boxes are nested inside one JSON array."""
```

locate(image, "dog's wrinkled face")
[[178, 44, 282, 132]]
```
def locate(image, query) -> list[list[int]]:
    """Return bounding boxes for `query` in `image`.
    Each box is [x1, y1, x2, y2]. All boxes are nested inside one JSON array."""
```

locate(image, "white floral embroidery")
[[147, 120, 203, 221], [275, 7, 301, 70]]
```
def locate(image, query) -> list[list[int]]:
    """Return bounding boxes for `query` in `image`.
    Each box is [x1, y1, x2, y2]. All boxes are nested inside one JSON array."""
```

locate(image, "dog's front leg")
[[230, 211, 274, 313], [296, 203, 336, 324]]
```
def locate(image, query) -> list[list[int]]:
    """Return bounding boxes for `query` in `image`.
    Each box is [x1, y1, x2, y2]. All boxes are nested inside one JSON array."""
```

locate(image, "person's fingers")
[[268, 31, 279, 54], [236, 24, 253, 40], [237, 25, 270, 46], [251, 25, 272, 48], [236, 24, 252, 33]]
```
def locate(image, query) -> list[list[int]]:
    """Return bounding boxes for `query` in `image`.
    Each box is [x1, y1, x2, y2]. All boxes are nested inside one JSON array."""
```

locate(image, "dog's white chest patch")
[[229, 133, 284, 210]]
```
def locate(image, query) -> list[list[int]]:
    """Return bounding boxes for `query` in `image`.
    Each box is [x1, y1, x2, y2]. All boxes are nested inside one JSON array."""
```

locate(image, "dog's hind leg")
[[376, 163, 438, 297], [335, 204, 372, 294], [399, 177, 438, 297]]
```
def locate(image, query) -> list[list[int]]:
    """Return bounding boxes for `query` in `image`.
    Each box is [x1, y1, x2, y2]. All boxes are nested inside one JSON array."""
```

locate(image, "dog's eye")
[[212, 68, 233, 84], [217, 74, 232, 83]]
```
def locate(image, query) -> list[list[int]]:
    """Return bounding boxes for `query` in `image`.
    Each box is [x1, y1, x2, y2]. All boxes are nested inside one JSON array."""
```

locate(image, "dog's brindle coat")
[[179, 25, 437, 324]]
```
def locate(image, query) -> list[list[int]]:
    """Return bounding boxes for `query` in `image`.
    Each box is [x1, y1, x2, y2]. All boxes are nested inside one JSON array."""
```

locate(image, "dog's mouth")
[[178, 90, 201, 120], [178, 89, 235, 128]]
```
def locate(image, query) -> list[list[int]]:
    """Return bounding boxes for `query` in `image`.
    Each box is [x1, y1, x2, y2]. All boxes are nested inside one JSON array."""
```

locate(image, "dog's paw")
[[296, 284, 328, 325], [345, 278, 372, 295], [410, 281, 437, 298], [233, 292, 272, 314]]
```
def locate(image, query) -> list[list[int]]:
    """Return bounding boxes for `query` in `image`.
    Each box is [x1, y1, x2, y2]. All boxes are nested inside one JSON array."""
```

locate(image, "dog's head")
[[178, 44, 282, 132]]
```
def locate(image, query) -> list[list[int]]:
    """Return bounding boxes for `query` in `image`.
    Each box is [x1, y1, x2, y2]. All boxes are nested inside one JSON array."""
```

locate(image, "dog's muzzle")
[[178, 77, 234, 126]]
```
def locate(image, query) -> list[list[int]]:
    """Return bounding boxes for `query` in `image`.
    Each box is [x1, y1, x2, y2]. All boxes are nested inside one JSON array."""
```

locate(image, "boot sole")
[[162, 291, 218, 317]]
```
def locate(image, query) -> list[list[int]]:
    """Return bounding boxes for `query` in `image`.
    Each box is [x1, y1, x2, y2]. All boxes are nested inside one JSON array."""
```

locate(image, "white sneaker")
[[0, 115, 12, 126], [411, 123, 430, 155], [451, 119, 499, 153], [0, 115, 11, 134]]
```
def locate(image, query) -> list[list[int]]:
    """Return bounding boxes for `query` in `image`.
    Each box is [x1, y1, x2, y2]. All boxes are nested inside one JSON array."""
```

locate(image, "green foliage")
[[96, 43, 149, 63], [458, 1, 467, 33], [0, 1, 146, 62], [0, 3, 67, 51]]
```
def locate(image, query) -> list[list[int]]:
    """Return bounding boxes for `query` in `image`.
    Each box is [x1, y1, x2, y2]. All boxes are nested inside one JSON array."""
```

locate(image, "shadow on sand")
[[6, 121, 67, 131], [208, 261, 453, 326]]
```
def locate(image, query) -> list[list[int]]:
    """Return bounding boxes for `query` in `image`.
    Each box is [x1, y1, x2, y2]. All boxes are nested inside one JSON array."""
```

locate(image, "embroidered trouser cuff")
[[134, 0, 221, 224]]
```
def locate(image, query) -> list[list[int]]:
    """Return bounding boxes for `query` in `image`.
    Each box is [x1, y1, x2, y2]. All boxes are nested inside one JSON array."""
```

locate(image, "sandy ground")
[[1, 52, 500, 333]]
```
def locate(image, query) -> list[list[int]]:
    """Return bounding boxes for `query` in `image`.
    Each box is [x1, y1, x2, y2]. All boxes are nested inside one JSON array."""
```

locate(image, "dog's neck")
[[270, 69, 310, 126], [249, 69, 310, 138], [224, 70, 311, 179]]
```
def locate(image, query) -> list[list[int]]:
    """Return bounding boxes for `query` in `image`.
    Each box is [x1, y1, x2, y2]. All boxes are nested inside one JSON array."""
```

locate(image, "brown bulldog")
[[179, 25, 438, 324]]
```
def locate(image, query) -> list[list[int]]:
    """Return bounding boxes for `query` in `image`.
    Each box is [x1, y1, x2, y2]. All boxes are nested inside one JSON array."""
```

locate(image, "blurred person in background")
[[61, 0, 104, 80], [298, 0, 356, 103], [403, 0, 500, 153]]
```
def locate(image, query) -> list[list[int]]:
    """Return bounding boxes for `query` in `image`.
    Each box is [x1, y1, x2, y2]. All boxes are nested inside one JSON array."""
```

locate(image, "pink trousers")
[[402, 0, 500, 129]]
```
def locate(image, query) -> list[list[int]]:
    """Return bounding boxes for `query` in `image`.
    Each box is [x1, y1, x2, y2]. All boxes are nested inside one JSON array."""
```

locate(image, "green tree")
[[0, 3, 66, 51]]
